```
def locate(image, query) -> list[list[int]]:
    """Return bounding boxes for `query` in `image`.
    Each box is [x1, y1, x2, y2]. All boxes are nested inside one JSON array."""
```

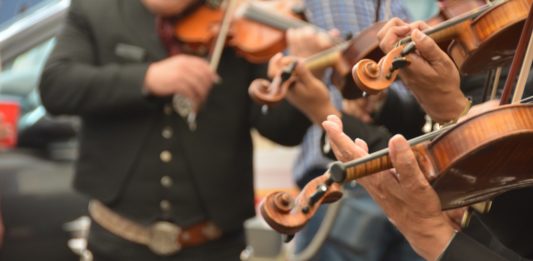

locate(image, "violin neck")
[[333, 126, 452, 182], [343, 148, 394, 180], [303, 41, 352, 71], [241, 3, 312, 31], [399, 1, 494, 45]]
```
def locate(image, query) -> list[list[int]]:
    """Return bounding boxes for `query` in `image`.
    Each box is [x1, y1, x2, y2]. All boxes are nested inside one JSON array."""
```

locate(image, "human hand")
[[269, 54, 340, 124], [322, 115, 455, 261], [377, 18, 468, 123], [286, 27, 340, 78], [143, 55, 219, 108], [458, 100, 499, 122], [342, 92, 387, 124], [287, 26, 339, 58]]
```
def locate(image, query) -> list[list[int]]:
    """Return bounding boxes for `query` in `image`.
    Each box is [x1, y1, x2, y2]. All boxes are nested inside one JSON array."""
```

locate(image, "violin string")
[[521, 95, 533, 104]]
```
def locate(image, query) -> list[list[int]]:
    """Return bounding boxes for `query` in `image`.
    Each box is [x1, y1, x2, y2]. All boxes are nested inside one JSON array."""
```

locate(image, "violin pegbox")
[[259, 173, 343, 237]]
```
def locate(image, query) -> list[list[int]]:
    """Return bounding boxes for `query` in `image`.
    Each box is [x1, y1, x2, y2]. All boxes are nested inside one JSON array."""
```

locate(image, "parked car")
[[0, 1, 88, 260]]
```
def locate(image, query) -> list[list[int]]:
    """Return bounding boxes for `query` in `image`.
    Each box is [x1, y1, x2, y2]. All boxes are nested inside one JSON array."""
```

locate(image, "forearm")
[[251, 101, 312, 146], [40, 62, 153, 116]]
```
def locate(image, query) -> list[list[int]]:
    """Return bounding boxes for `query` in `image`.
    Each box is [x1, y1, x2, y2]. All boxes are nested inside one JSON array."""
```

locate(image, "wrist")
[[405, 218, 456, 261], [309, 103, 340, 125], [422, 94, 470, 124]]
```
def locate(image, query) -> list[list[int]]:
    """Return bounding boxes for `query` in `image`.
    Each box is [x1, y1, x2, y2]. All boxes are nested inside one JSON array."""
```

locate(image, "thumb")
[[410, 29, 449, 66], [388, 134, 429, 188]]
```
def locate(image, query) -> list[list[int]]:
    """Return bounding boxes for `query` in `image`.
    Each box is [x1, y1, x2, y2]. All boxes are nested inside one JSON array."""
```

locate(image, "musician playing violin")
[[322, 18, 533, 261], [270, 1, 427, 260], [38, 0, 340, 260]]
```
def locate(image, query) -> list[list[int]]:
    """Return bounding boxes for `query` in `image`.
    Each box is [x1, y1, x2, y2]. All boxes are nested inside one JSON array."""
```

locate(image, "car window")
[[0, 0, 60, 28]]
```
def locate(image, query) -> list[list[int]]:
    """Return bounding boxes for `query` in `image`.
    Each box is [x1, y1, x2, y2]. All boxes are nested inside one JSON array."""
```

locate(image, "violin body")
[[429, 104, 533, 209], [260, 104, 533, 235], [449, 0, 533, 74], [174, 0, 303, 63]]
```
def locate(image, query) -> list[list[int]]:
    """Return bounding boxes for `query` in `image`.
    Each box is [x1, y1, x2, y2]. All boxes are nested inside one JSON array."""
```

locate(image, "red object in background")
[[0, 100, 20, 149]]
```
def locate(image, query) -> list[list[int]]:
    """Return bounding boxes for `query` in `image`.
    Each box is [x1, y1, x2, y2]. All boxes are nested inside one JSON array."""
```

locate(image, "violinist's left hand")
[[376, 18, 469, 123], [322, 114, 456, 261], [287, 26, 338, 58], [269, 53, 340, 124]]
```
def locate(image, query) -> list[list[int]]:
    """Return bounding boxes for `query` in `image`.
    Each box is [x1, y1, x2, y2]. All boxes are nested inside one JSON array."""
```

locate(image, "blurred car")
[[0, 1, 88, 260]]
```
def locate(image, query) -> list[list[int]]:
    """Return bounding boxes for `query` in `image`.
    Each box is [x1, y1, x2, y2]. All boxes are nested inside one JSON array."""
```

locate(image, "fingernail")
[[389, 134, 408, 154], [412, 29, 425, 41], [322, 121, 339, 131], [354, 138, 365, 147]]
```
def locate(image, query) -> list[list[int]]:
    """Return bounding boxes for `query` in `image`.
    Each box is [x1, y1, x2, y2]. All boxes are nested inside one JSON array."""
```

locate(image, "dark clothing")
[[442, 188, 533, 261], [39, 0, 311, 258]]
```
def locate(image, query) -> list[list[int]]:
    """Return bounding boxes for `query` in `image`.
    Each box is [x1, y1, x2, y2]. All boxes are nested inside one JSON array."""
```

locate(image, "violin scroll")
[[248, 78, 286, 106], [259, 173, 343, 236], [352, 46, 408, 94], [248, 61, 298, 106]]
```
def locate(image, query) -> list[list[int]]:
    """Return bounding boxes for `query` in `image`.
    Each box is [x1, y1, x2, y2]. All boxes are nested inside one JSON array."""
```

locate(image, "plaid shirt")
[[293, 0, 411, 184]]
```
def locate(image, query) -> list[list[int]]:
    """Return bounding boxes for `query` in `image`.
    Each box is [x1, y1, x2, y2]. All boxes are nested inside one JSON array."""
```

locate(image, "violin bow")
[[500, 3, 533, 105], [209, 0, 239, 71]]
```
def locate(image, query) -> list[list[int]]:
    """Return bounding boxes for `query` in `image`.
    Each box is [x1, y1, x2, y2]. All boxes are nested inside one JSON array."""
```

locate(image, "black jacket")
[[441, 188, 533, 261], [39, 0, 311, 231]]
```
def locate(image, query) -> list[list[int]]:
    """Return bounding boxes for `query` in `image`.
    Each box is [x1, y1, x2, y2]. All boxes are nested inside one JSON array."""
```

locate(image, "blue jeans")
[[295, 185, 423, 261]]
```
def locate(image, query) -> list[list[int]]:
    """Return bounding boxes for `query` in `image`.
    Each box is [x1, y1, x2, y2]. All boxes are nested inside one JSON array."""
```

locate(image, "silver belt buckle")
[[148, 221, 182, 256]]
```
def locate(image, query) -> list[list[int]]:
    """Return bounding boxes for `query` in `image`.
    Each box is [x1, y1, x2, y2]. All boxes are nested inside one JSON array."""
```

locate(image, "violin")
[[248, 39, 364, 106], [353, 0, 532, 95], [348, 0, 488, 68], [174, 0, 310, 63], [260, 103, 533, 236]]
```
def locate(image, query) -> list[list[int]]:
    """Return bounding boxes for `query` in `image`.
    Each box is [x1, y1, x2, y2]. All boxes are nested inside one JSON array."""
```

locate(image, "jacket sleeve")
[[39, 0, 153, 117], [250, 99, 312, 146], [440, 232, 520, 261], [321, 112, 390, 160], [248, 64, 312, 146], [374, 82, 426, 139]]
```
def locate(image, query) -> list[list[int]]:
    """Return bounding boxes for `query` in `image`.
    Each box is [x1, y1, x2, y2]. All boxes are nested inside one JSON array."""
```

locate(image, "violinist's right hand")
[[143, 55, 219, 106], [377, 18, 468, 124]]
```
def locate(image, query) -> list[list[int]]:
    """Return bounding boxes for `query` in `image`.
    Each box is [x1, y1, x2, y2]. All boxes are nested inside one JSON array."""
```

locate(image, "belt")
[[88, 200, 222, 256]]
